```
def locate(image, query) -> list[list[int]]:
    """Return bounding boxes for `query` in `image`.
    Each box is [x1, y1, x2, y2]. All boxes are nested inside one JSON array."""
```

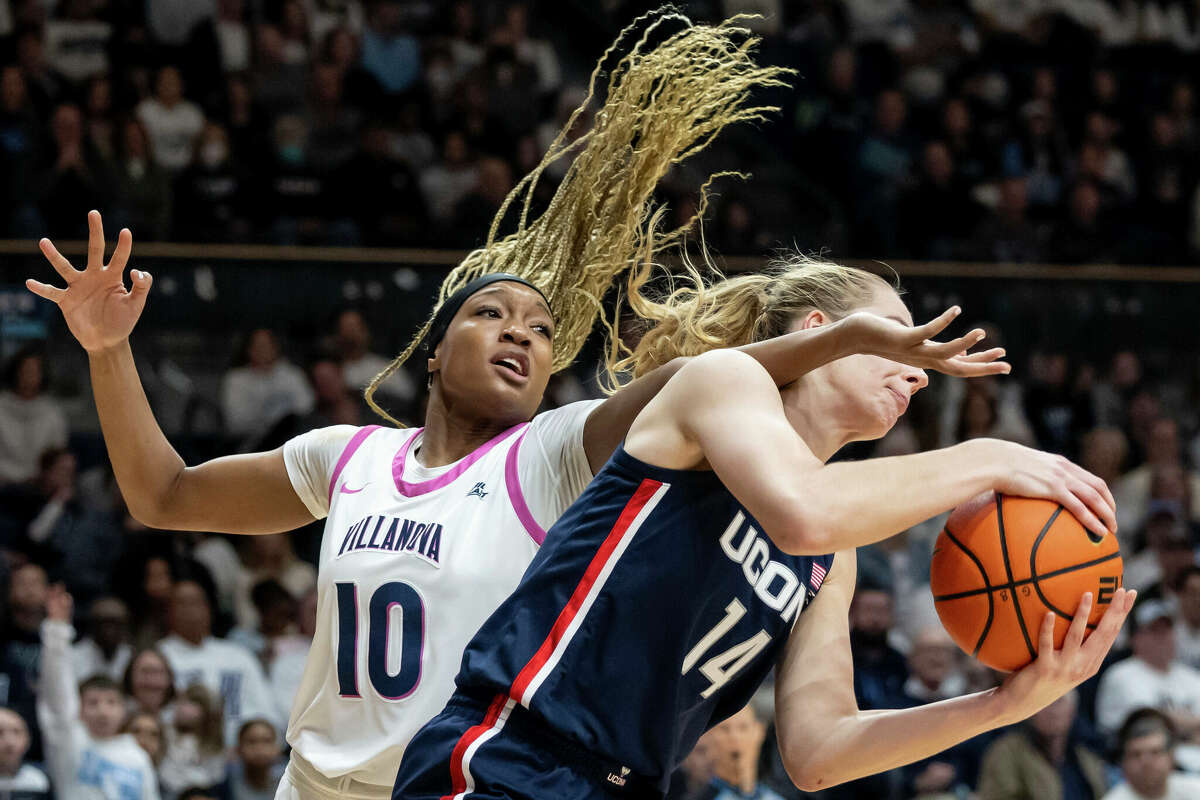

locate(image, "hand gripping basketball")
[[995, 587, 1135, 726], [26, 210, 152, 354]]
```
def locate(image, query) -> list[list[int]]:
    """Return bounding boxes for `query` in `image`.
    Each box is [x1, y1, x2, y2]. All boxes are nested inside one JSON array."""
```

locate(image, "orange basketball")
[[929, 492, 1122, 672]]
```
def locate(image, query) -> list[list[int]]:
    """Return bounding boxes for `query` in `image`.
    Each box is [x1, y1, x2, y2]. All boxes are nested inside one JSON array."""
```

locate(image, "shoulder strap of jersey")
[[326, 425, 383, 505]]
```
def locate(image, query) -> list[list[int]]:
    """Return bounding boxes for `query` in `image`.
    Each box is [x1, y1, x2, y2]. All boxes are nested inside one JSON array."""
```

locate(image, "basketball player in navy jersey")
[[393, 258, 1134, 800]]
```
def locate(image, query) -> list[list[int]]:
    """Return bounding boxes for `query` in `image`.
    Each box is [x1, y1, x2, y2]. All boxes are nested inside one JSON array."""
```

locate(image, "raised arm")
[[26, 212, 315, 533], [583, 306, 1006, 474], [624, 350, 1116, 555], [772, 551, 1135, 792]]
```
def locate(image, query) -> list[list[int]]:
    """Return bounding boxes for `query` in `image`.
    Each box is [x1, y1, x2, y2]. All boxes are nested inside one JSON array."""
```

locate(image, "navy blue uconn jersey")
[[421, 445, 833, 793]]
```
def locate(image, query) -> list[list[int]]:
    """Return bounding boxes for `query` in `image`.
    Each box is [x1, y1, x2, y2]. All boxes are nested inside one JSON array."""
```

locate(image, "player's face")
[[789, 286, 928, 443], [429, 282, 554, 426]]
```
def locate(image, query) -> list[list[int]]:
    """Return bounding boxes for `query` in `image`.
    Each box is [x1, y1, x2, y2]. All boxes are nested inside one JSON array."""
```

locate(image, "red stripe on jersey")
[[440, 693, 508, 800], [508, 478, 663, 704]]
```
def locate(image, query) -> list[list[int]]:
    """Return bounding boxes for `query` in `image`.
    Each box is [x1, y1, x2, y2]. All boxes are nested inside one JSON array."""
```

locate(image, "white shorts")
[[274, 753, 392, 800]]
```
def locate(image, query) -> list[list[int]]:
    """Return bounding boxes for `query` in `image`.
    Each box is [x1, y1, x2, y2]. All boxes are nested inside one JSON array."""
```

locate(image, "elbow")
[[123, 471, 186, 530], [773, 501, 835, 556], [782, 751, 844, 794]]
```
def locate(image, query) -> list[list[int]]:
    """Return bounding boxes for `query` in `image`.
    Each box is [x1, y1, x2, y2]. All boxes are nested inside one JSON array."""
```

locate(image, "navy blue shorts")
[[393, 693, 661, 800]]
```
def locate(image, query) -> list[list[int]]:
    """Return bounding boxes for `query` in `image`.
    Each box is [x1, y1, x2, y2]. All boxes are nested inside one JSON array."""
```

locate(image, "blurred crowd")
[[0, 0, 1197, 261]]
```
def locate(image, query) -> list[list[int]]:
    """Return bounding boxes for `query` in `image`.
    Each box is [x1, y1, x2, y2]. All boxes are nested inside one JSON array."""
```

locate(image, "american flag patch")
[[810, 561, 827, 591]]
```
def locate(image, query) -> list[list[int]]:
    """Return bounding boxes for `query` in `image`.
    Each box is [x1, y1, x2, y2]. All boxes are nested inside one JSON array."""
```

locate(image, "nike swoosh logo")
[[340, 482, 369, 494]]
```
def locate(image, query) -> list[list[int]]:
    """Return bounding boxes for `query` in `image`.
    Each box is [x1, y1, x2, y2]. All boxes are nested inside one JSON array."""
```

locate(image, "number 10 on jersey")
[[335, 581, 425, 700]]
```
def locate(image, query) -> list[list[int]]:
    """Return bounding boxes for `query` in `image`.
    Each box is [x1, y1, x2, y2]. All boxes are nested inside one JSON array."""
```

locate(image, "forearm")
[[788, 441, 993, 553], [37, 620, 80, 727], [735, 321, 852, 388], [88, 341, 187, 525], [782, 690, 1010, 791]]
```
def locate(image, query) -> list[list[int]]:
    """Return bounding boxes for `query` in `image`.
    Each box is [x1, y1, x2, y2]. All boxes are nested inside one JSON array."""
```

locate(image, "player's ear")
[[798, 309, 829, 330], [426, 345, 441, 387]]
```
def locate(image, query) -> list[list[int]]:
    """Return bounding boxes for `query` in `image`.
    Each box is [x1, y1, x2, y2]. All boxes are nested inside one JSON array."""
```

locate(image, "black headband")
[[421, 273, 551, 355]]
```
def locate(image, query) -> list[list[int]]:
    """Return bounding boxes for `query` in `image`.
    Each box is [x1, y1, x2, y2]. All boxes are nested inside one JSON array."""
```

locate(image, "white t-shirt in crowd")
[[71, 639, 132, 683], [220, 361, 315, 439], [157, 634, 285, 745], [135, 98, 206, 172], [0, 763, 51, 798], [43, 20, 111, 83], [1177, 621, 1200, 672], [1096, 656, 1200, 735], [0, 392, 68, 484], [1102, 772, 1200, 800], [277, 399, 601, 786], [37, 620, 160, 800]]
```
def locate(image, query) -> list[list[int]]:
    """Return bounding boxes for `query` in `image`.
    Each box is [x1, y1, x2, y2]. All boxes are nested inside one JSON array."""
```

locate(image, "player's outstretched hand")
[[26, 210, 152, 354], [995, 588, 1134, 725], [45, 584, 73, 623], [845, 306, 1010, 378]]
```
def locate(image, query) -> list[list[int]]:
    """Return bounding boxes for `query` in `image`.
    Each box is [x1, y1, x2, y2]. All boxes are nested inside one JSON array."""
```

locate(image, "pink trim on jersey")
[[391, 423, 527, 497], [327, 425, 383, 504], [508, 478, 667, 707], [504, 431, 547, 546]]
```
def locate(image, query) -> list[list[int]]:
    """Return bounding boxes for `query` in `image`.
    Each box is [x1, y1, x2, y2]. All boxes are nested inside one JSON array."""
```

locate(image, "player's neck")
[[418, 405, 519, 467], [780, 380, 853, 462]]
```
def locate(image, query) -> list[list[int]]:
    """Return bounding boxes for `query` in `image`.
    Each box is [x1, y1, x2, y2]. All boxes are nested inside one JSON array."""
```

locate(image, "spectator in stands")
[[904, 626, 967, 703], [306, 61, 361, 173], [136, 66, 205, 174], [0, 64, 44, 236], [1178, 567, 1200, 671], [300, 359, 362, 428], [159, 684, 226, 799], [1114, 417, 1200, 537], [157, 579, 282, 744], [332, 308, 414, 404], [849, 581, 908, 710], [233, 534, 315, 633], [977, 690, 1109, 800], [1103, 708, 1200, 800], [265, 588, 313, 726], [105, 118, 172, 241], [72, 596, 133, 682], [252, 25, 307, 119], [1051, 181, 1117, 264], [123, 648, 176, 718], [449, 155, 515, 246], [1004, 99, 1071, 216], [35, 102, 102, 237], [1121, 493, 1196, 597], [1024, 350, 1093, 457], [0, 706, 49, 798], [279, 0, 311, 65], [971, 175, 1047, 263], [1080, 426, 1131, 495], [0, 346, 67, 486], [123, 710, 166, 768], [337, 121, 428, 246], [220, 328, 315, 444], [44, 0, 111, 86], [695, 704, 783, 800], [421, 128, 480, 225], [229, 579, 305, 663], [215, 0, 250, 74], [37, 585, 160, 799], [900, 139, 979, 259], [84, 74, 116, 161], [1096, 599, 1200, 750], [175, 122, 252, 242], [222, 718, 285, 800], [360, 0, 421, 95], [0, 563, 49, 759], [853, 88, 916, 255], [259, 114, 357, 245], [14, 29, 64, 122]]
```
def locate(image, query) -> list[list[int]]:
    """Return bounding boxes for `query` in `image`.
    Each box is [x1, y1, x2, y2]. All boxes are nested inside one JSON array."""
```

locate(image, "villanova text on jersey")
[[336, 515, 444, 565], [407, 446, 835, 794]]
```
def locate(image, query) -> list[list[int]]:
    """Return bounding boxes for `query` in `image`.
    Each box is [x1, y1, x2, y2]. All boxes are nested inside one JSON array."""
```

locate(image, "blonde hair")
[[365, 10, 792, 425], [606, 253, 896, 386]]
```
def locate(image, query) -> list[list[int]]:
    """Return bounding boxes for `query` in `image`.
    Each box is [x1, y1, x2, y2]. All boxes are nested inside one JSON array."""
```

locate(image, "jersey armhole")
[[505, 430, 547, 546]]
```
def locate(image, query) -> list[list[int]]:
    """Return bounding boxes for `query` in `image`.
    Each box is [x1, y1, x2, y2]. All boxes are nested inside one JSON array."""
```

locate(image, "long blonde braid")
[[365, 10, 793, 425]]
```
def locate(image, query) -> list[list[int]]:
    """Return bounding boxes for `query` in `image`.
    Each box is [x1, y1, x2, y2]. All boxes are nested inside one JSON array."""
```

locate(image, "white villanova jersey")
[[281, 400, 599, 786]]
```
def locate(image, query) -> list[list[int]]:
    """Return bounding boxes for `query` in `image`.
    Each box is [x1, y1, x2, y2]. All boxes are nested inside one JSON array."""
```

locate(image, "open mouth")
[[491, 353, 529, 378]]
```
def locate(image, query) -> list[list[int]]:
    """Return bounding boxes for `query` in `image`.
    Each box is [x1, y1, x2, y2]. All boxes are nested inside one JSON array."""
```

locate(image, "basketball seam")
[[941, 526, 995, 658], [1030, 506, 1101, 632], [931, 552, 1122, 602], [996, 494, 1037, 662]]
